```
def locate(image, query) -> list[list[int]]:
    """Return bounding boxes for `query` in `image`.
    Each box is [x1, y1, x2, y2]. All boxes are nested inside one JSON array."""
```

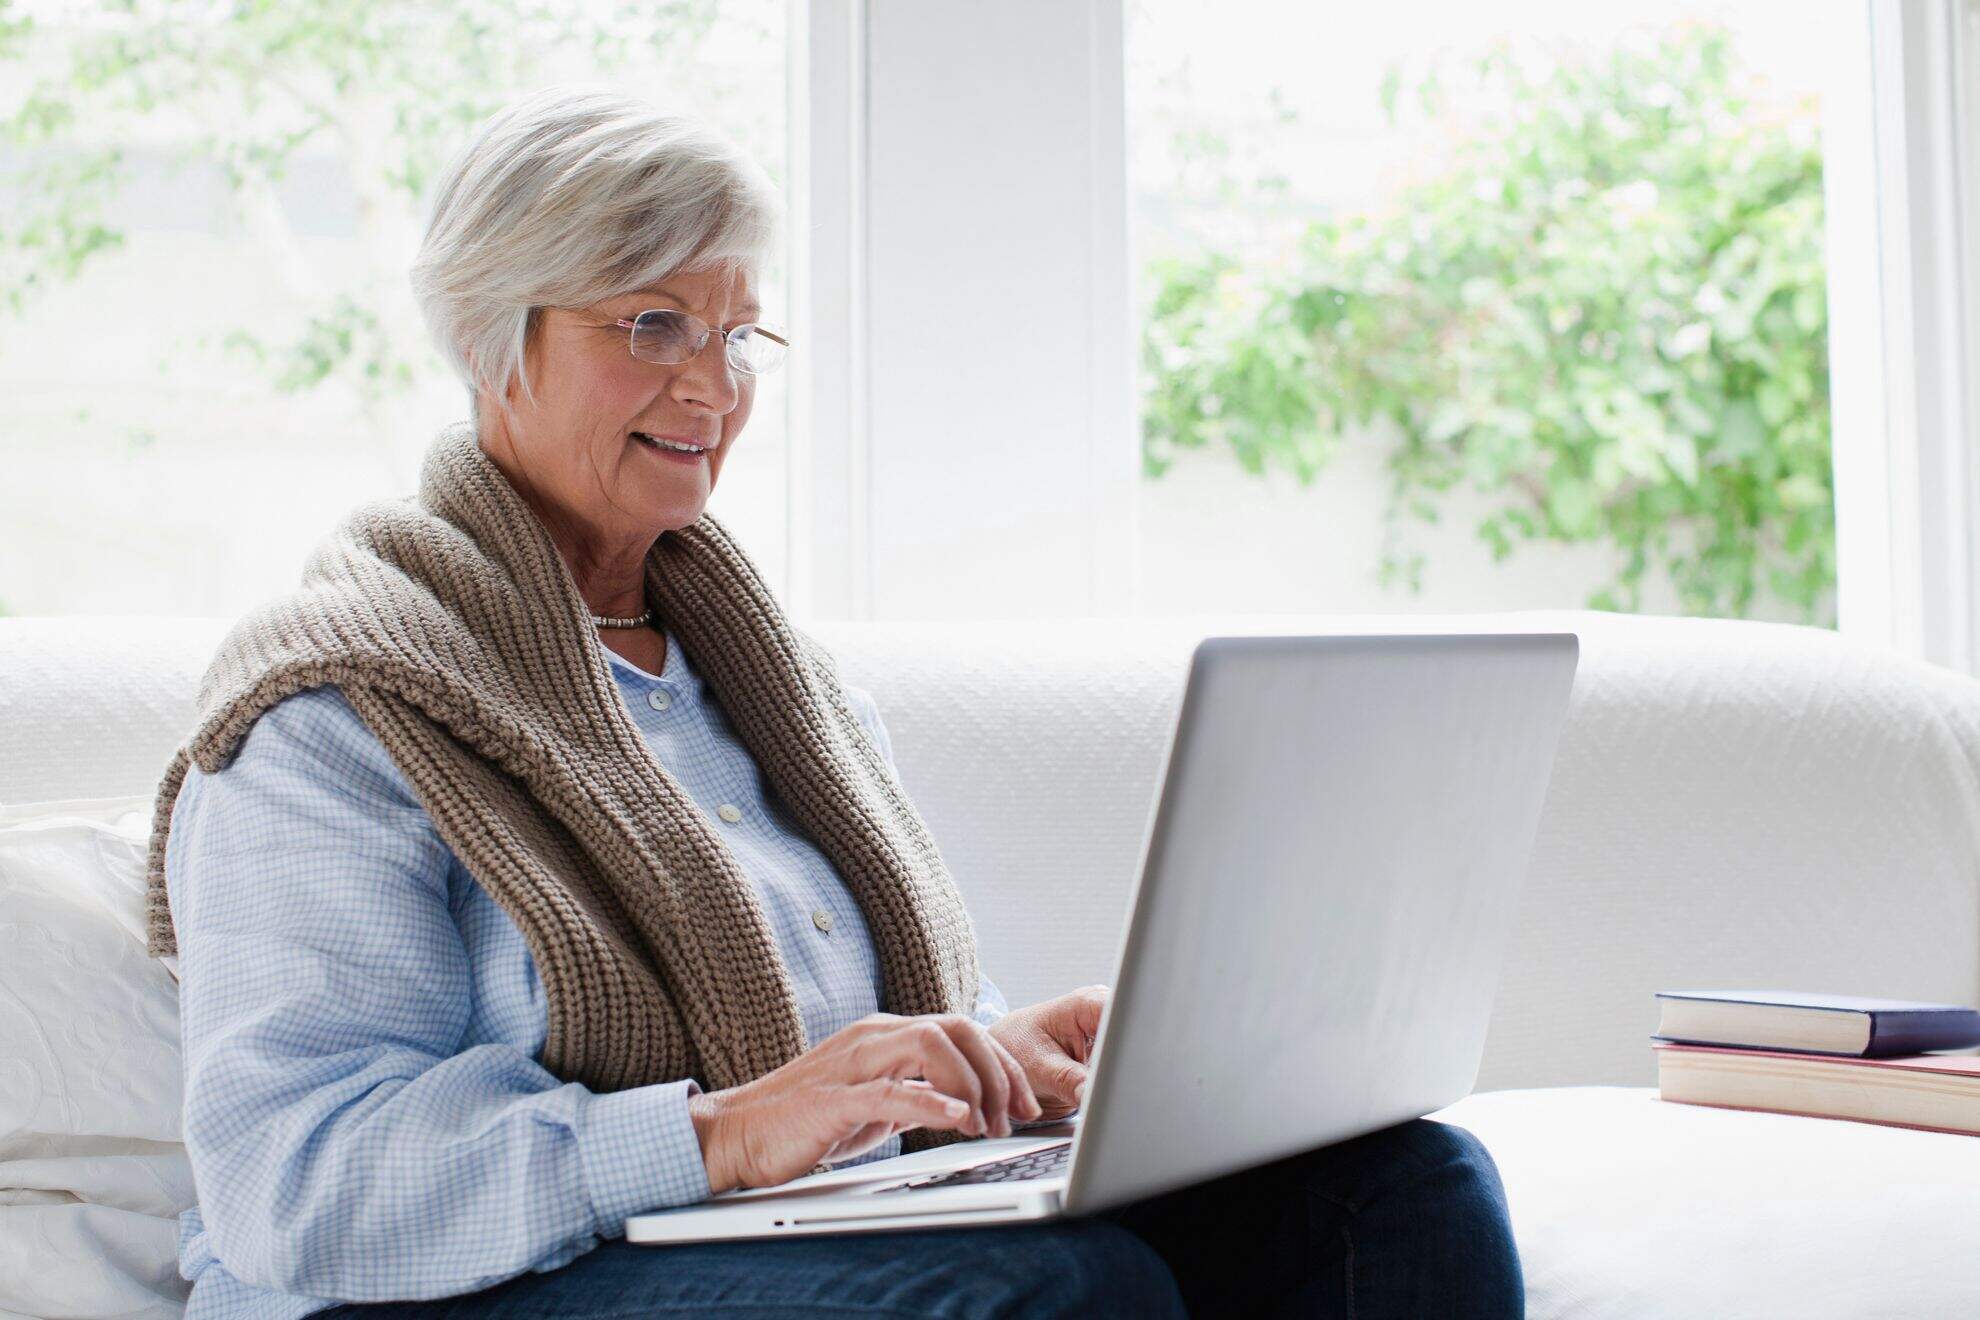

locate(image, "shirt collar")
[[603, 631, 703, 701]]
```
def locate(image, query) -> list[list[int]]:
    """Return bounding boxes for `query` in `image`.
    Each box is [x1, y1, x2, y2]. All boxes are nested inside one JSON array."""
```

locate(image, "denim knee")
[[1322, 1118, 1508, 1205], [1359, 1119, 1523, 1313], [1397, 1119, 1507, 1199]]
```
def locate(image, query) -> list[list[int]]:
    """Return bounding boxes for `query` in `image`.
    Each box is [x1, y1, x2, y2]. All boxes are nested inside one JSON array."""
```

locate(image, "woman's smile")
[[631, 429, 713, 463]]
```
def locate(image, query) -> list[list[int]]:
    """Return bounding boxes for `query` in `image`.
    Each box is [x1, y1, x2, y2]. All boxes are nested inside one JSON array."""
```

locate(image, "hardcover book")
[[1655, 1042, 1980, 1137], [1651, 990, 1980, 1057]]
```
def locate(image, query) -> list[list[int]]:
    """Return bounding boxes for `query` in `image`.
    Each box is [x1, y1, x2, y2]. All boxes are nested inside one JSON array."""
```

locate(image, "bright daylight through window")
[[0, 0, 789, 618], [1127, 0, 1835, 624]]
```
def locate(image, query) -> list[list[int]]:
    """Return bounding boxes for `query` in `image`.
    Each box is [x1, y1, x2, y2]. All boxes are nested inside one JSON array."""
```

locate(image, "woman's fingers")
[[981, 1023, 1042, 1122], [1058, 985, 1110, 1061], [936, 1015, 1015, 1136], [1052, 1057, 1090, 1105], [829, 1012, 1036, 1138], [851, 1077, 975, 1134], [866, 1017, 987, 1134]]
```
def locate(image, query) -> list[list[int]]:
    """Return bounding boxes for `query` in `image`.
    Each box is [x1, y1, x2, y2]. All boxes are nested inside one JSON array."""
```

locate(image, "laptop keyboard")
[[868, 1141, 1072, 1193]]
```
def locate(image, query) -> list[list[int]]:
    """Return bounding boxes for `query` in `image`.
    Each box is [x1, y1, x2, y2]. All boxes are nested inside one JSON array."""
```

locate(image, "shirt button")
[[647, 690, 671, 711], [812, 908, 835, 933], [717, 803, 742, 823]]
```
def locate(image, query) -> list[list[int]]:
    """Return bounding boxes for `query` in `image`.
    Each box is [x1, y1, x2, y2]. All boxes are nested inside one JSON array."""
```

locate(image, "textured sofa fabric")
[[5, 610, 1980, 1316], [1433, 1087, 1980, 1318]]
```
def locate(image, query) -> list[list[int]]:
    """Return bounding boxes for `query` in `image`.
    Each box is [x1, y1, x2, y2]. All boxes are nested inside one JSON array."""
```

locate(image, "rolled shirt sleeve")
[[166, 687, 712, 1302]]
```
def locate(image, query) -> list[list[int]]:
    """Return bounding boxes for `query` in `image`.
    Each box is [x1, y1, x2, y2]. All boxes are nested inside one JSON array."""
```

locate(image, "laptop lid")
[[1064, 632, 1578, 1214]]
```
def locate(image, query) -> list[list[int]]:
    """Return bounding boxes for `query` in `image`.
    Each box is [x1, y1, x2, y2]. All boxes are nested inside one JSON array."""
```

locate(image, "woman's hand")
[[987, 984, 1110, 1121], [686, 1011, 1043, 1192]]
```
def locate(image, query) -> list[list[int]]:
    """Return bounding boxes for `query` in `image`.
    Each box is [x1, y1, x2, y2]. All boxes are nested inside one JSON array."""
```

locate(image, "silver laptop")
[[628, 631, 1579, 1244]]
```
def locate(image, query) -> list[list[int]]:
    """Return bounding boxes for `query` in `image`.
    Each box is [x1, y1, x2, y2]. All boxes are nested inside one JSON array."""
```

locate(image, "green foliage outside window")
[[0, 0, 732, 433], [1141, 26, 1834, 621]]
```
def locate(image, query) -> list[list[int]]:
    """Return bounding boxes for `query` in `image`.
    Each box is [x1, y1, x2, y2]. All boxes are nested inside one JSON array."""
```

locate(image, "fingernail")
[[943, 1098, 968, 1118]]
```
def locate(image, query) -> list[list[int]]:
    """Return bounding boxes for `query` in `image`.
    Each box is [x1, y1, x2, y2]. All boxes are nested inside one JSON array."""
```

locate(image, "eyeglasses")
[[611, 308, 790, 375]]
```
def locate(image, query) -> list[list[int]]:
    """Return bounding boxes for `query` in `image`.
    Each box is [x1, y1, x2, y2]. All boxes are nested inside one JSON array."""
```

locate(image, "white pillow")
[[0, 797, 193, 1319]]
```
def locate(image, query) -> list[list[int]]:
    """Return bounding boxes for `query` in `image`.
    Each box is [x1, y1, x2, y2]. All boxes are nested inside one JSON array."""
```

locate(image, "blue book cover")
[[1651, 990, 1980, 1057]]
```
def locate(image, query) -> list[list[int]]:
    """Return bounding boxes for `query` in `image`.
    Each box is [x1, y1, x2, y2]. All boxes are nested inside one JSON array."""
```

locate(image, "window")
[[10, 3, 1969, 648], [1126, 0, 1837, 624], [0, 0, 789, 618]]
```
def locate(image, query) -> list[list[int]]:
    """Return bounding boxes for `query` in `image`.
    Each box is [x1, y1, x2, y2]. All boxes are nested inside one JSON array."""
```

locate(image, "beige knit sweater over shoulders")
[[144, 420, 980, 1108]]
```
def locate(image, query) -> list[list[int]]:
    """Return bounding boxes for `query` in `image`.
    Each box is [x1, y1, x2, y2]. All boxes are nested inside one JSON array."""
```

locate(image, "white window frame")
[[795, 0, 1980, 655], [786, 0, 1135, 622], [1830, 0, 1980, 673]]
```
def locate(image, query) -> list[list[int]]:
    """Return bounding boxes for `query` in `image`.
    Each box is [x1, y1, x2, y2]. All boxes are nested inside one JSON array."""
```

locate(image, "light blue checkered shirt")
[[164, 633, 1007, 1318]]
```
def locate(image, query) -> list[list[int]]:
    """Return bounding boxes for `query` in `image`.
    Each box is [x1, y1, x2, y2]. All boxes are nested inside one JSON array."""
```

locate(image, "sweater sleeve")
[[166, 687, 711, 1303], [845, 682, 1009, 1028]]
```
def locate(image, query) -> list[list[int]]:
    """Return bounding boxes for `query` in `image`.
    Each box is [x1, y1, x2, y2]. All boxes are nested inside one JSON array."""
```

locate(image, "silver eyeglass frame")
[[612, 309, 791, 375]]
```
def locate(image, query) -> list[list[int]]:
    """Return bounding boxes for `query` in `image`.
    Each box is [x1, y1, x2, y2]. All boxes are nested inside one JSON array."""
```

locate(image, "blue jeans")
[[315, 1118, 1521, 1318]]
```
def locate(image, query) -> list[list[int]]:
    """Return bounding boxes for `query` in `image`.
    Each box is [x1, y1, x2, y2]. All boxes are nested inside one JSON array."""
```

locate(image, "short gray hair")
[[410, 84, 782, 423]]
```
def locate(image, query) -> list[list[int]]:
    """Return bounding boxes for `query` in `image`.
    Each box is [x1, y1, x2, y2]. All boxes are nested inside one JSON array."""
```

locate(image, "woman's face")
[[485, 263, 758, 545]]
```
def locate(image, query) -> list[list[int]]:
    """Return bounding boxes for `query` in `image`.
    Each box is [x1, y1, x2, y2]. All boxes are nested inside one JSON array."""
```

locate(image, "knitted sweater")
[[144, 419, 980, 1108]]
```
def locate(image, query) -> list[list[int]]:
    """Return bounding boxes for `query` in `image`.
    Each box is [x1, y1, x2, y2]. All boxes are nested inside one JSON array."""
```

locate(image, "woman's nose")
[[669, 333, 742, 413]]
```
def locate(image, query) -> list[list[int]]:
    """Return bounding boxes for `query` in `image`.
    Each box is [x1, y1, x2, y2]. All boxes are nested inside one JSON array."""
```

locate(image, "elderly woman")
[[145, 86, 1522, 1318]]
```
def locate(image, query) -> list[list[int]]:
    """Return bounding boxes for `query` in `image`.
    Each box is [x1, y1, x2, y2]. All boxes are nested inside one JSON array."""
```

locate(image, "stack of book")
[[1652, 990, 1980, 1136]]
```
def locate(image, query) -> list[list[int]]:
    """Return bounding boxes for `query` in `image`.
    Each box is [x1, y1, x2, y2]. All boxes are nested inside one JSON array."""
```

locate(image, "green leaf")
[[1135, 19, 1832, 624]]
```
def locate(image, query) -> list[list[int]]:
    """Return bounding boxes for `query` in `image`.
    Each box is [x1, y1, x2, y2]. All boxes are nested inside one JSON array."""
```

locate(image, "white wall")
[[1136, 434, 1826, 622]]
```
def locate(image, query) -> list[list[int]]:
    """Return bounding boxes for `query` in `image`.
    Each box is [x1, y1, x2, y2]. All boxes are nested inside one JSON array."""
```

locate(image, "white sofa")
[[5, 610, 1980, 1318]]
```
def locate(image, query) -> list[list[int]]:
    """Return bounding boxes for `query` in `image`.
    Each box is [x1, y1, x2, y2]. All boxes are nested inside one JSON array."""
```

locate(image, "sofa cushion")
[[0, 796, 193, 1319], [1431, 1086, 1980, 1318], [8, 612, 1980, 1094]]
